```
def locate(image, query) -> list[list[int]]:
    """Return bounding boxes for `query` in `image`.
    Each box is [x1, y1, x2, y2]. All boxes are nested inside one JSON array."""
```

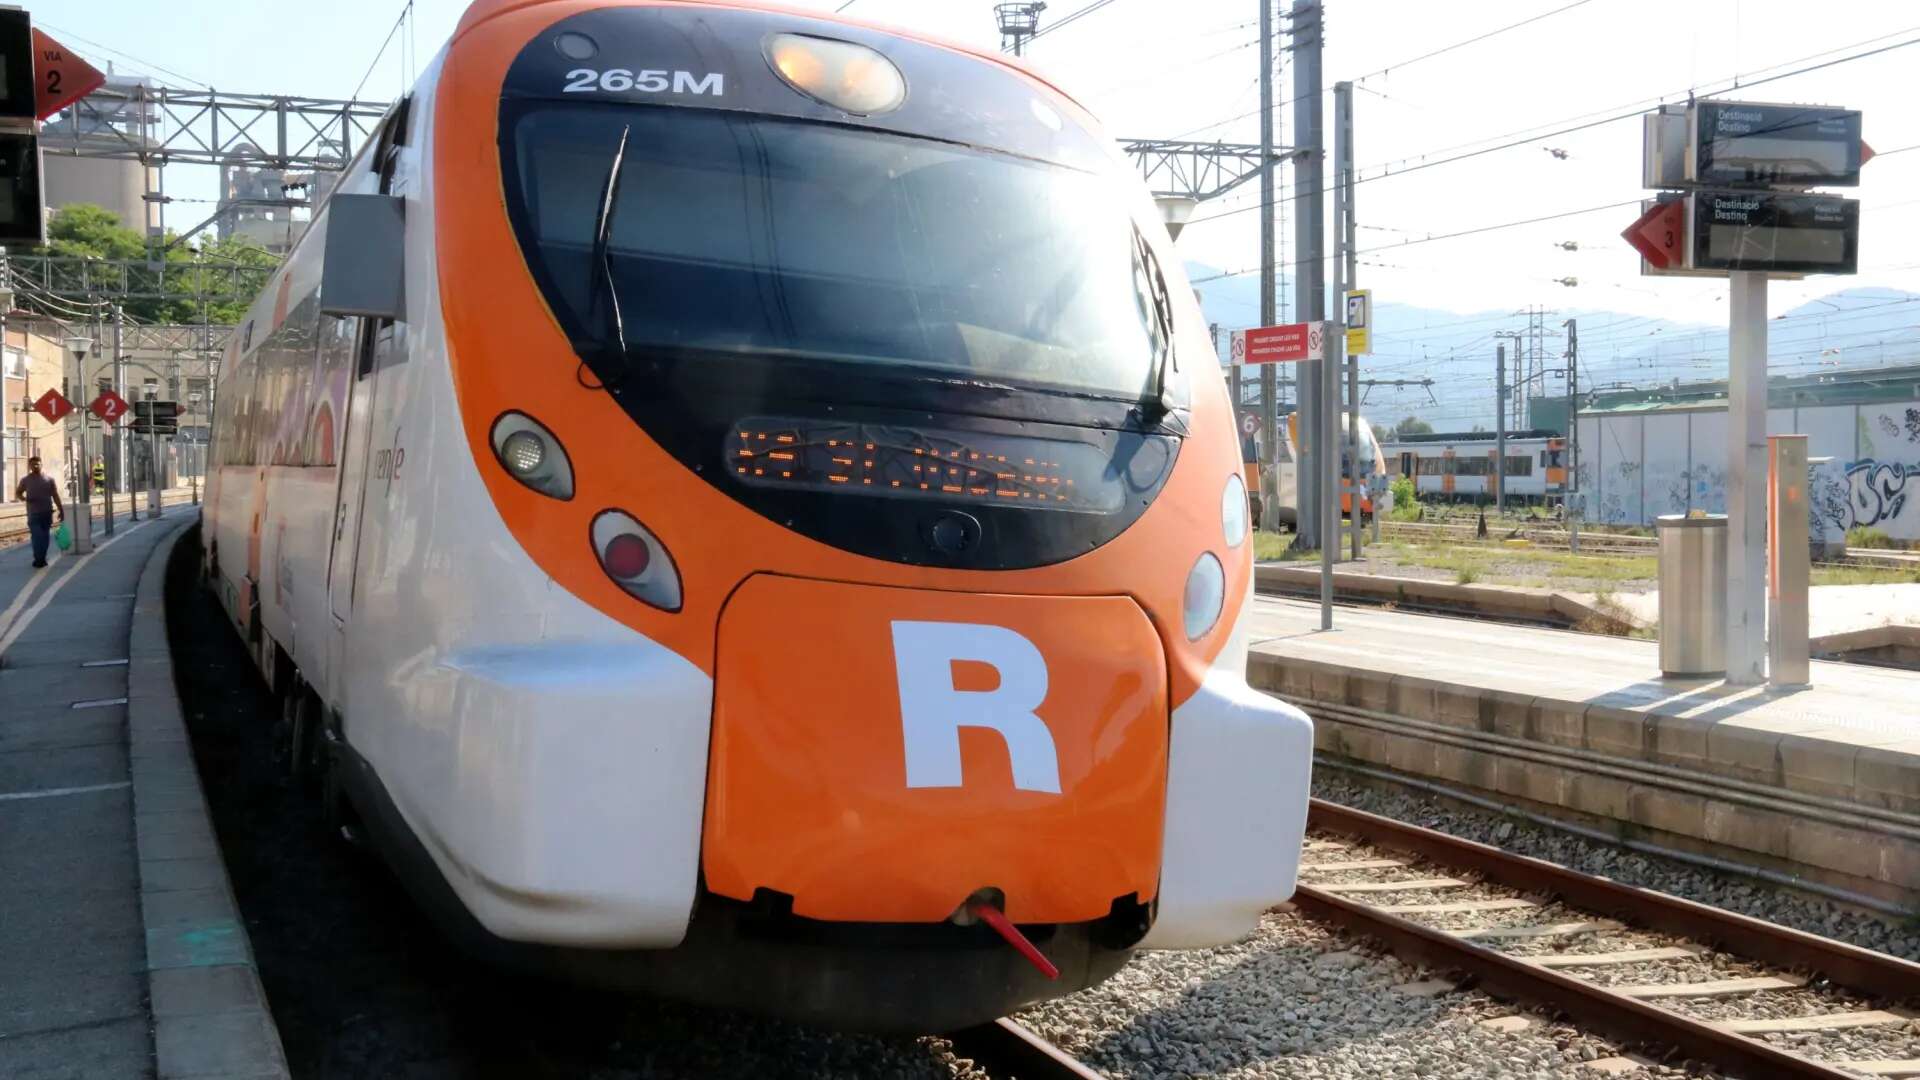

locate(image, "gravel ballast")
[[1313, 768, 1920, 963], [1017, 910, 1697, 1079]]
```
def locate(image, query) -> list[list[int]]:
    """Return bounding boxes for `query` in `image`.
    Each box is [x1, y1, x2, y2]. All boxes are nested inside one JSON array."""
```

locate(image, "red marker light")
[[603, 533, 651, 579]]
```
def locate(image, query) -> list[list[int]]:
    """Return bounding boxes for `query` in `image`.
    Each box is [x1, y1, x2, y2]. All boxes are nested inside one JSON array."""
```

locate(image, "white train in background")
[[1378, 429, 1569, 506]]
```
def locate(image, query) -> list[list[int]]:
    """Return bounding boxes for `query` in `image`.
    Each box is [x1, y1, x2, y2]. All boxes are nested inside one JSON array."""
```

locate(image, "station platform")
[[1245, 595, 1920, 909], [0, 513, 286, 1080]]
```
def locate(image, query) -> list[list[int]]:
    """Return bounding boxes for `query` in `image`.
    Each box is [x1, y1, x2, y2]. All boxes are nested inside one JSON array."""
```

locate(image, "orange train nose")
[[703, 574, 1169, 924]]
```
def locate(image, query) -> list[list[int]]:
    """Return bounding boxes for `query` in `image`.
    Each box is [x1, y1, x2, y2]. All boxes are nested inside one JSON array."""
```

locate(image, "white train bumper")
[[396, 639, 713, 949], [1138, 607, 1314, 949]]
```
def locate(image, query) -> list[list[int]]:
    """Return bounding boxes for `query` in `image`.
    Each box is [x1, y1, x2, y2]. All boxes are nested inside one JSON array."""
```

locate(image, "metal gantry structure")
[[42, 84, 388, 170], [5, 254, 273, 305], [1118, 140, 1278, 202]]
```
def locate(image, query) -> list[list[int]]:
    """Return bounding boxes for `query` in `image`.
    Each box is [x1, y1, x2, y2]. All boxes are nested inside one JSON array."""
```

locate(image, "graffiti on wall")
[[1846, 459, 1920, 529]]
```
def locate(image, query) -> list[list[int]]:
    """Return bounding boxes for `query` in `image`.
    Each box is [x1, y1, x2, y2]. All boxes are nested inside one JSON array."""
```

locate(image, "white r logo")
[[890, 621, 1062, 795]]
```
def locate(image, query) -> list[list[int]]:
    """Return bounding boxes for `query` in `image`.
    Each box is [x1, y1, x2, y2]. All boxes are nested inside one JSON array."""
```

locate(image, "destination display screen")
[[1693, 102, 1863, 187], [1690, 191, 1858, 275], [727, 418, 1122, 512]]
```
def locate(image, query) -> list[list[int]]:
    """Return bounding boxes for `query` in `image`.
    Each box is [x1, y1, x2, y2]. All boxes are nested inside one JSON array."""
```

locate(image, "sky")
[[43, 0, 1920, 426]]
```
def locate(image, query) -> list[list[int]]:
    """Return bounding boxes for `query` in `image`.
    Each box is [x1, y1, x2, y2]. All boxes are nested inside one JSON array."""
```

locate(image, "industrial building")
[[1530, 364, 1920, 544]]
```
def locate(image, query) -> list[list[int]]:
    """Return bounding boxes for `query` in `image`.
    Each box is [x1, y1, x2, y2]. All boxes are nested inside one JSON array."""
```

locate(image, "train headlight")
[[1222, 473, 1248, 548], [592, 509, 683, 613], [490, 412, 574, 500], [1183, 552, 1225, 640], [766, 34, 906, 116]]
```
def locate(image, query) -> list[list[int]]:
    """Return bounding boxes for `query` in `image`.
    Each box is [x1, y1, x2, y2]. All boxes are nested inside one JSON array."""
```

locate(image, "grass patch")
[[1382, 541, 1656, 586], [1253, 531, 1316, 562], [1453, 564, 1480, 585], [1847, 525, 1897, 550], [1811, 565, 1920, 587]]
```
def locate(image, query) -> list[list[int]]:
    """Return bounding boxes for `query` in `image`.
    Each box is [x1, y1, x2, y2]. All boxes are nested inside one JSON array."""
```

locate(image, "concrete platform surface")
[[1247, 594, 1919, 738], [1247, 595, 1920, 905], [0, 512, 287, 1080], [1613, 582, 1920, 640]]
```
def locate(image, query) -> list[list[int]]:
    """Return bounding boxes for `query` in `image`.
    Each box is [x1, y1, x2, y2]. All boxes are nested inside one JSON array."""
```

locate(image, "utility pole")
[[1336, 80, 1360, 563], [1258, 0, 1279, 528], [116, 305, 136, 522], [1290, 0, 1325, 549], [1495, 343, 1507, 515], [1564, 317, 1580, 550]]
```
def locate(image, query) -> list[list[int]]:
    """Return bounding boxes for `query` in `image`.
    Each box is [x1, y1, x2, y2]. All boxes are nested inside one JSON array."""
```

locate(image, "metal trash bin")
[[1656, 514, 1727, 678]]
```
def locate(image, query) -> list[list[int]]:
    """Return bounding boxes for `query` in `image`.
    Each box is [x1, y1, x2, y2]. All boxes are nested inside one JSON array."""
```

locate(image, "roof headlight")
[[767, 33, 906, 116], [490, 412, 574, 500]]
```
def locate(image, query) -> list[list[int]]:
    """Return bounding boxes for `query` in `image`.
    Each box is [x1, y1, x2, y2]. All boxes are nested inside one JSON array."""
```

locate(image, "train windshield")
[[502, 103, 1164, 401]]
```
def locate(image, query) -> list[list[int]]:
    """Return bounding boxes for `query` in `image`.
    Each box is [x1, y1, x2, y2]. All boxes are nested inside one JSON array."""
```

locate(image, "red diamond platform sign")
[[31, 388, 73, 424], [89, 390, 131, 425], [1623, 199, 1686, 270]]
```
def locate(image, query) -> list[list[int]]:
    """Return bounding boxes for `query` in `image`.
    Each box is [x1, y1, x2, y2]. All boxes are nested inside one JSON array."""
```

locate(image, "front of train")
[[426, 0, 1312, 1030]]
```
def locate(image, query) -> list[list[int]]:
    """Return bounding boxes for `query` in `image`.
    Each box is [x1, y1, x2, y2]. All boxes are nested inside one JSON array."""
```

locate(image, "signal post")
[[1626, 100, 1866, 686]]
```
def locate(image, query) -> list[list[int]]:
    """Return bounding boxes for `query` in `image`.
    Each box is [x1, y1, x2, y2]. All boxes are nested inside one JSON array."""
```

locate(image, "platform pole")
[[1767, 434, 1810, 686], [1725, 271, 1768, 685]]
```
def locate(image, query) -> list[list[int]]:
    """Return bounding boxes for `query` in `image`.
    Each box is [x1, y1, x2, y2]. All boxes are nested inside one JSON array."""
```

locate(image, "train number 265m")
[[561, 69, 726, 96]]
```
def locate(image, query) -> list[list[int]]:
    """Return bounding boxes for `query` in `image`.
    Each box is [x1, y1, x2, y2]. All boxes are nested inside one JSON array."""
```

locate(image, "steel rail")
[[945, 1018, 1106, 1080], [1298, 799, 1920, 1078], [1309, 801, 1920, 997]]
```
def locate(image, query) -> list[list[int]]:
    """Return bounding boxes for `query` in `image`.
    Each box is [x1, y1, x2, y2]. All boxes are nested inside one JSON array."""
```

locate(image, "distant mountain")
[[1187, 262, 1920, 433]]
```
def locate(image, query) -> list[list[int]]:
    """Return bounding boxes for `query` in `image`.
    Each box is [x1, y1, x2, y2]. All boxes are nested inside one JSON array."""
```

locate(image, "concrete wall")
[[1575, 399, 1920, 543], [2, 325, 77, 501]]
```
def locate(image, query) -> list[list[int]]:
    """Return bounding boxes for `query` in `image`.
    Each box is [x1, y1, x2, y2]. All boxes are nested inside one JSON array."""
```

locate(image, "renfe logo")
[[890, 621, 1062, 794]]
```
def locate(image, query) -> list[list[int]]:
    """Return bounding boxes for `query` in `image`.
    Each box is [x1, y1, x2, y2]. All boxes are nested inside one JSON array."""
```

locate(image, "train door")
[[323, 99, 410, 703], [1399, 451, 1414, 479], [1441, 448, 1455, 496]]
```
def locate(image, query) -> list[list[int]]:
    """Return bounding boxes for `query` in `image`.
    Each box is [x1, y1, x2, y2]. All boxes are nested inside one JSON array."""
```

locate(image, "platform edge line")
[[127, 518, 293, 1080]]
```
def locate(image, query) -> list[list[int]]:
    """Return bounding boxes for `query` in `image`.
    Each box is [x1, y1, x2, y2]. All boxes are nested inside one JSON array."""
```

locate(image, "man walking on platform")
[[14, 457, 65, 569]]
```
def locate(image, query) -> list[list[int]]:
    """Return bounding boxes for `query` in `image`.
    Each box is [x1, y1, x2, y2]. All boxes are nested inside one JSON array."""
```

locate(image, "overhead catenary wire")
[[1180, 28, 1920, 245], [36, 22, 212, 89], [1346, 0, 1596, 84], [1019, 0, 1124, 49], [351, 0, 416, 104]]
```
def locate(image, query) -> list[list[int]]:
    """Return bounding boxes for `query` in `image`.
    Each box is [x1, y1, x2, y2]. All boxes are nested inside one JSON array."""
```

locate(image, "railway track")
[[948, 1019, 1106, 1079], [1379, 518, 1657, 555], [0, 489, 200, 543], [1379, 518, 1915, 567], [1295, 799, 1920, 1079]]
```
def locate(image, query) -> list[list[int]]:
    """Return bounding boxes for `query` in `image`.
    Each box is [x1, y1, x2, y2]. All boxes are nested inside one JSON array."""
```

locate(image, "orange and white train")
[[203, 0, 1312, 1031]]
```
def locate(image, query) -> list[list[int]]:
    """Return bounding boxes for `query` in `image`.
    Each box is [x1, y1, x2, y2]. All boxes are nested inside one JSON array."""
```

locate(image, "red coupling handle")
[[969, 902, 1059, 980]]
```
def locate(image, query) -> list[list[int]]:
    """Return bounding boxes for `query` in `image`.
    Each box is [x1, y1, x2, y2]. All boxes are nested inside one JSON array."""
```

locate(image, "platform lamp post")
[[0, 280, 10, 500], [64, 335, 97, 552]]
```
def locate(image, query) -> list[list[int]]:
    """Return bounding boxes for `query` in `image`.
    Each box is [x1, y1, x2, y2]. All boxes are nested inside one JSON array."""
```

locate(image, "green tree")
[[38, 203, 280, 325], [1393, 416, 1434, 439]]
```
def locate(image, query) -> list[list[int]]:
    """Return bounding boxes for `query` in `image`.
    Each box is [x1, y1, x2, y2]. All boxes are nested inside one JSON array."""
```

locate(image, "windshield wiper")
[[586, 124, 633, 382], [1135, 228, 1179, 424]]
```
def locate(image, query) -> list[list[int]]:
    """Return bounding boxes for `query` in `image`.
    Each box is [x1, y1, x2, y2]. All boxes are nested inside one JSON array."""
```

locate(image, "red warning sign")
[[31, 388, 73, 424], [1623, 199, 1686, 271], [33, 28, 107, 122]]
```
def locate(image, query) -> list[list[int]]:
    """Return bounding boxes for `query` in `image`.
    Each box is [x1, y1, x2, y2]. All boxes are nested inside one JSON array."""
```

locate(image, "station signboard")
[[1688, 190, 1858, 275], [1229, 321, 1326, 365], [1689, 102, 1863, 188]]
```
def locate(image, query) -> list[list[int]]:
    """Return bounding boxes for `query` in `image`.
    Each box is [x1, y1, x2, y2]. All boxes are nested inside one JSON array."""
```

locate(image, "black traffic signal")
[[0, 8, 40, 246], [132, 400, 181, 435]]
